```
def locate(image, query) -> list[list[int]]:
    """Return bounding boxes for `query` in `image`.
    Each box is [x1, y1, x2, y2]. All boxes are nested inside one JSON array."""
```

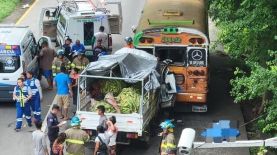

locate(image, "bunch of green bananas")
[[117, 87, 141, 114], [100, 80, 126, 96], [91, 100, 117, 113]]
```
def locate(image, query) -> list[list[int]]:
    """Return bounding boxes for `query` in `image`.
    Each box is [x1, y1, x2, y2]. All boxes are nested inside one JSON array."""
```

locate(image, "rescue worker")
[[71, 52, 90, 73], [63, 37, 73, 61], [159, 120, 177, 155], [52, 49, 71, 77], [26, 71, 43, 122], [65, 116, 89, 155], [124, 37, 134, 48], [13, 78, 33, 132]]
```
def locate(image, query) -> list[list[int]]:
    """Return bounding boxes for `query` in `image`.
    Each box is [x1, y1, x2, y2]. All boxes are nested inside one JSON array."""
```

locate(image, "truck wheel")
[[139, 131, 151, 148]]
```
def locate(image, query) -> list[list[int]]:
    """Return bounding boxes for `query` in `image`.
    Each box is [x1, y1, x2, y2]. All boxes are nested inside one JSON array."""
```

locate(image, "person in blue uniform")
[[13, 78, 33, 132], [47, 104, 63, 155], [26, 71, 43, 122], [71, 40, 85, 54]]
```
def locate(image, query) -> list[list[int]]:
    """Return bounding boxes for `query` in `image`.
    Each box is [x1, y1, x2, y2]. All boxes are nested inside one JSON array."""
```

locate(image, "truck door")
[[83, 22, 94, 46], [39, 7, 59, 41], [106, 1, 122, 34]]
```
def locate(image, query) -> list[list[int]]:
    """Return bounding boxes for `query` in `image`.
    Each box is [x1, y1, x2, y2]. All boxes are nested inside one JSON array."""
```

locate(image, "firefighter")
[[124, 37, 134, 48], [26, 71, 43, 122], [71, 52, 90, 73], [159, 120, 177, 155], [52, 49, 71, 77], [65, 116, 89, 155], [13, 78, 33, 132]]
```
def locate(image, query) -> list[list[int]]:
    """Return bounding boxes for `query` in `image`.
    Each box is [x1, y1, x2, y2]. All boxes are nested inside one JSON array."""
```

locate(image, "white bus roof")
[[0, 26, 30, 45]]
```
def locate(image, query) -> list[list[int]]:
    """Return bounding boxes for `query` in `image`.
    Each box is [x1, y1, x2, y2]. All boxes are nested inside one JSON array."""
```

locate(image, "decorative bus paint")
[[134, 0, 209, 112]]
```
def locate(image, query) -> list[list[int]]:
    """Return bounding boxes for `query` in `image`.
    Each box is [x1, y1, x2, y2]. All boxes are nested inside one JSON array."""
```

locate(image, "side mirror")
[[131, 25, 137, 33]]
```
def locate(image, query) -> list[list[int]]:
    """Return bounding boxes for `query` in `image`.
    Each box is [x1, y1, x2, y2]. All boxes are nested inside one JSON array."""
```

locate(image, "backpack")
[[97, 136, 108, 155]]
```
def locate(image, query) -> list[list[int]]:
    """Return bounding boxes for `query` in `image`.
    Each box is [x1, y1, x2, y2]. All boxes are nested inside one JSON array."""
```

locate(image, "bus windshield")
[[155, 47, 186, 66]]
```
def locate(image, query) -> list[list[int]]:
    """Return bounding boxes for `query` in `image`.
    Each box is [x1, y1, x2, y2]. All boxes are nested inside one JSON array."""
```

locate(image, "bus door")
[[155, 46, 187, 94]]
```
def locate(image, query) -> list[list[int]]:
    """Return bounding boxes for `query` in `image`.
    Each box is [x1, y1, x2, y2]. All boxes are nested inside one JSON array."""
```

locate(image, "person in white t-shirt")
[[92, 26, 108, 49], [94, 125, 109, 155]]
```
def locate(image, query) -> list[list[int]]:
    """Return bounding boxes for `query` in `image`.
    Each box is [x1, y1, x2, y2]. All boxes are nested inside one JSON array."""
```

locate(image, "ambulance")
[[0, 25, 51, 101], [39, 0, 122, 51]]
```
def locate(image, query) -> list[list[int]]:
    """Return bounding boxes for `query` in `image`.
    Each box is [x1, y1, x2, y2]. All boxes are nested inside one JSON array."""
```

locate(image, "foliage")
[[209, 0, 277, 135], [0, 0, 20, 22]]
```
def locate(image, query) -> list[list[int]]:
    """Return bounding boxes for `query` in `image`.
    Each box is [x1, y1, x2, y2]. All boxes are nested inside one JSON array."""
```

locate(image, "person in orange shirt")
[[52, 133, 66, 155], [124, 37, 134, 48], [70, 68, 79, 106]]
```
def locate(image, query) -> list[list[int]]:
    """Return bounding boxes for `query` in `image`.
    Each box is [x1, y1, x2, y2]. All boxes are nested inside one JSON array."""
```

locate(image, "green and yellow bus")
[[134, 0, 209, 112]]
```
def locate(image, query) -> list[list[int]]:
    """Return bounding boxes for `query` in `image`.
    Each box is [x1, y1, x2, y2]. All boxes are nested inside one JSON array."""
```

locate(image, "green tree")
[[209, 0, 277, 135]]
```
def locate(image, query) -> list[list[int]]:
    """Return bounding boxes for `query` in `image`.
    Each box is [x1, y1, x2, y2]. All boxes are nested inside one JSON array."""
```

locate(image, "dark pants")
[[73, 86, 78, 105], [48, 135, 58, 155]]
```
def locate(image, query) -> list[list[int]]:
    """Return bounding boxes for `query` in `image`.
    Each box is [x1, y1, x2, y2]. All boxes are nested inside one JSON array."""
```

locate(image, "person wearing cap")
[[71, 51, 90, 73], [26, 71, 43, 122], [124, 37, 134, 48], [63, 38, 73, 61], [52, 49, 71, 77], [159, 120, 177, 155], [64, 116, 89, 155]]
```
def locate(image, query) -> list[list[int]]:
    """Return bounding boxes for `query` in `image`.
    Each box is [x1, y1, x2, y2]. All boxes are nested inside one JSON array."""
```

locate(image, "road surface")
[[0, 0, 249, 155]]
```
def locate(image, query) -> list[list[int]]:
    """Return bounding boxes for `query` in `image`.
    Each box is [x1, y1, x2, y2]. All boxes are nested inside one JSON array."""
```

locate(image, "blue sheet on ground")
[[201, 120, 240, 139]]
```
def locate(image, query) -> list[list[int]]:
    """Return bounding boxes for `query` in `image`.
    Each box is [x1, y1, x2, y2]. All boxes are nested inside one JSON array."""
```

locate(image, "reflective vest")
[[26, 78, 38, 96], [52, 57, 71, 76], [14, 85, 29, 107], [65, 128, 89, 155], [160, 133, 177, 155], [71, 57, 89, 72]]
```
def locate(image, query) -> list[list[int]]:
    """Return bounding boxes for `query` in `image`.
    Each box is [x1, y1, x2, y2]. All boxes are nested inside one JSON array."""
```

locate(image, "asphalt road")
[[0, 0, 249, 155]]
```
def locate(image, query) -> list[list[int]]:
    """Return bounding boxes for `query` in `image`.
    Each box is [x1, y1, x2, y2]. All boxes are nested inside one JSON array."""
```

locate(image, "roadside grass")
[[0, 0, 20, 22]]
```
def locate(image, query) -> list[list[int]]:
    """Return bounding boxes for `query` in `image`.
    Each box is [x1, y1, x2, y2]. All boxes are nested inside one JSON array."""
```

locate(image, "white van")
[[0, 25, 51, 101], [40, 0, 122, 51]]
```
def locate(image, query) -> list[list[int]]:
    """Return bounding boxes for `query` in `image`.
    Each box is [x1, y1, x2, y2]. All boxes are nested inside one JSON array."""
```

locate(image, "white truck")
[[39, 0, 122, 51], [76, 48, 161, 145]]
